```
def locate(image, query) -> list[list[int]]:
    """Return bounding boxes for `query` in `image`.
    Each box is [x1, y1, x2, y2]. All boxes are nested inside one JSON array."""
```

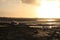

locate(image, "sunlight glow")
[[36, 0, 60, 18], [47, 19, 55, 21]]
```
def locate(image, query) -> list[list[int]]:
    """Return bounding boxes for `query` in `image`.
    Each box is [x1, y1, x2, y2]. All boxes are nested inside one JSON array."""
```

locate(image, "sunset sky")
[[0, 0, 37, 18], [0, 0, 60, 18]]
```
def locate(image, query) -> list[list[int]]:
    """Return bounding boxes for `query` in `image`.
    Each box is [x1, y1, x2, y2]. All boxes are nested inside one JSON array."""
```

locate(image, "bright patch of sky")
[[36, 0, 60, 18]]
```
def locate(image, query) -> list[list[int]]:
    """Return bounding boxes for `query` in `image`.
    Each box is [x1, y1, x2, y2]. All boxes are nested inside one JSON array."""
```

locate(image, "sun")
[[35, 0, 60, 18]]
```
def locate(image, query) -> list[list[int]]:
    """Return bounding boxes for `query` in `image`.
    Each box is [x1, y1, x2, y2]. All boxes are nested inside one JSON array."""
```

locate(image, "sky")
[[36, 0, 60, 18], [0, 0, 60, 18], [0, 0, 37, 18]]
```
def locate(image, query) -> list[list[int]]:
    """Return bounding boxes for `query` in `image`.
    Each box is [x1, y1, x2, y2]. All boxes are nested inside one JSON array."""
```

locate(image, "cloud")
[[21, 0, 34, 4]]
